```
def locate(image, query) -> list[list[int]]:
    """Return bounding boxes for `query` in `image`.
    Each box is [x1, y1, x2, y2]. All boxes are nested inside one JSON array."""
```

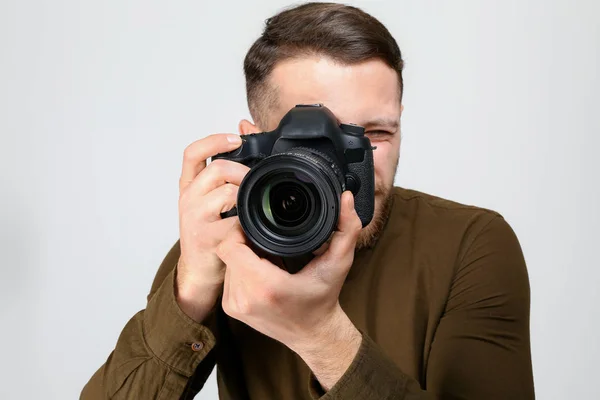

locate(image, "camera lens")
[[262, 182, 311, 228], [236, 149, 344, 258]]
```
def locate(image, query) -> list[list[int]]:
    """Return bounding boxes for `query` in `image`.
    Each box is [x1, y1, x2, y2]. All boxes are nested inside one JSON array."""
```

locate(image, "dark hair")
[[244, 2, 404, 126]]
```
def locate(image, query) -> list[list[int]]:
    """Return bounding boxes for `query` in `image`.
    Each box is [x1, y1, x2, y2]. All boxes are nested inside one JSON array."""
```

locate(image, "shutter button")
[[191, 342, 204, 351]]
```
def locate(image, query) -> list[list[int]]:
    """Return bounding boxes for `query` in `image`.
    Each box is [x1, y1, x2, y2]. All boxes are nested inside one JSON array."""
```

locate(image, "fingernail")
[[227, 134, 242, 144]]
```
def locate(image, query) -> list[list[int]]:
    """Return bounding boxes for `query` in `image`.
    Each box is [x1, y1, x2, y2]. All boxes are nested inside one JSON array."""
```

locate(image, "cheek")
[[371, 142, 398, 184]]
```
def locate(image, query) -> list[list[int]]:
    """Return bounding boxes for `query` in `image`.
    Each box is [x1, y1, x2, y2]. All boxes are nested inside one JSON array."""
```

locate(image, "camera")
[[212, 104, 375, 258]]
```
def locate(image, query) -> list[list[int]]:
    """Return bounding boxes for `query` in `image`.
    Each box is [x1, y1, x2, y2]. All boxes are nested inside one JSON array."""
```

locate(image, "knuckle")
[[215, 240, 230, 258], [183, 143, 197, 161], [196, 203, 213, 221], [197, 230, 219, 248], [205, 235, 222, 249], [215, 242, 226, 258], [238, 163, 251, 174], [210, 158, 228, 167], [217, 183, 233, 199], [351, 214, 363, 233], [222, 297, 234, 316], [223, 183, 236, 197], [180, 215, 225, 251], [258, 284, 279, 306], [353, 219, 363, 234], [179, 192, 202, 215], [236, 296, 252, 315], [208, 159, 227, 176], [178, 190, 191, 209], [178, 177, 189, 191]]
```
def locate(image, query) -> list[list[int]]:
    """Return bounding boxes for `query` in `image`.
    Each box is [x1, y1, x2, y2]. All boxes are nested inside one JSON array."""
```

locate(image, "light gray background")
[[1, 0, 598, 399]]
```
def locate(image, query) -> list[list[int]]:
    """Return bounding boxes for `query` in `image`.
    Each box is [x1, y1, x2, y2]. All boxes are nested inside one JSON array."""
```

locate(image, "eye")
[[366, 130, 393, 140]]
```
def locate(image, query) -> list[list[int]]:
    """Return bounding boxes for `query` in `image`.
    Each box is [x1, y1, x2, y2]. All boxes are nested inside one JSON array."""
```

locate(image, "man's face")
[[242, 56, 402, 248]]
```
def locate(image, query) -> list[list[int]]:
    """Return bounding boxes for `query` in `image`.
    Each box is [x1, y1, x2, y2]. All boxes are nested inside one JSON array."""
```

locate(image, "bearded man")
[[82, 3, 535, 399]]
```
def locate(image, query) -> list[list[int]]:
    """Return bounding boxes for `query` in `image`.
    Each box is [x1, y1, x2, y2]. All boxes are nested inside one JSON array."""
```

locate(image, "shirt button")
[[191, 342, 204, 352]]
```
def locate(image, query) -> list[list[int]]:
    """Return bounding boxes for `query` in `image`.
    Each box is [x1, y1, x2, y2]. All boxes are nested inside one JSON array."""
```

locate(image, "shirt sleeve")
[[307, 215, 535, 399], [80, 241, 218, 400]]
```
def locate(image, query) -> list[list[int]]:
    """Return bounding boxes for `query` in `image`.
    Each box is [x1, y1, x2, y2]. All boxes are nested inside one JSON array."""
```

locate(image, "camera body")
[[212, 104, 375, 258]]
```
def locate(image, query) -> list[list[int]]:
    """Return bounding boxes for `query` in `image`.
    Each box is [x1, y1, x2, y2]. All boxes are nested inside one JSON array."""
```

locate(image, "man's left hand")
[[216, 190, 363, 390]]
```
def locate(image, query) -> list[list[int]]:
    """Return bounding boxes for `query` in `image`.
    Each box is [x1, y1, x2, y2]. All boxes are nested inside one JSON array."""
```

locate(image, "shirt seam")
[[446, 214, 502, 312], [454, 214, 502, 269], [156, 363, 170, 400], [425, 214, 503, 381], [394, 189, 502, 215]]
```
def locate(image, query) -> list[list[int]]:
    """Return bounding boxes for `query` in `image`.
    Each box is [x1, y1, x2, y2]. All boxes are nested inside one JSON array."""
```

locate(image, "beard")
[[355, 150, 399, 250], [355, 178, 395, 250]]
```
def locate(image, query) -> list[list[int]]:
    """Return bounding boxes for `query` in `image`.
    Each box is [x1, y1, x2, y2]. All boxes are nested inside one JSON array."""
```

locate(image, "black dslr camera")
[[212, 104, 375, 258]]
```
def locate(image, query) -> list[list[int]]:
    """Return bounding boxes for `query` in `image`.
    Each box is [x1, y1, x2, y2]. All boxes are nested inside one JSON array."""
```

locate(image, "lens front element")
[[263, 181, 312, 228]]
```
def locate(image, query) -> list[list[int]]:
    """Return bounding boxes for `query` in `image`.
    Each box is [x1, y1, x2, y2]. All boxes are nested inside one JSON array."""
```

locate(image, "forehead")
[[268, 56, 401, 128]]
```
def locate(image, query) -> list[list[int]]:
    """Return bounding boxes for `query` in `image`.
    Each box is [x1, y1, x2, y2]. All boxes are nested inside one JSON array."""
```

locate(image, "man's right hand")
[[176, 133, 249, 323]]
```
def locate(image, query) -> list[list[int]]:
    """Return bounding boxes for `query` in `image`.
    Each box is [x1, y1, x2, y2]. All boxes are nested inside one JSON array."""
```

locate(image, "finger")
[[324, 191, 362, 262], [217, 223, 289, 280], [180, 134, 243, 193], [312, 239, 331, 256], [216, 228, 261, 267], [208, 216, 240, 240], [199, 183, 239, 223], [225, 221, 249, 246], [220, 220, 244, 313], [179, 214, 238, 254], [184, 159, 250, 198]]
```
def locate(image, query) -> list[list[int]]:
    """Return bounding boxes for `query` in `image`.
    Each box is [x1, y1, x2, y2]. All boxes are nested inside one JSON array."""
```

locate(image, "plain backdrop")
[[1, 0, 598, 399]]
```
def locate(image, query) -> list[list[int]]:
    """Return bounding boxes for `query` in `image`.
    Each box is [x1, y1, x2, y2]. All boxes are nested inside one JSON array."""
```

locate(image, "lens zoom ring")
[[280, 147, 345, 189]]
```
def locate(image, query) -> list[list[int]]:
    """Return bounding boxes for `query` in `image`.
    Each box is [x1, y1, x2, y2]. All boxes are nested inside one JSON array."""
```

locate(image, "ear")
[[238, 119, 261, 135]]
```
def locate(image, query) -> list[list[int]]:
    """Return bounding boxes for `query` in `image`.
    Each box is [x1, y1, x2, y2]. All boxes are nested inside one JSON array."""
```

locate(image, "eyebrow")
[[361, 118, 400, 131]]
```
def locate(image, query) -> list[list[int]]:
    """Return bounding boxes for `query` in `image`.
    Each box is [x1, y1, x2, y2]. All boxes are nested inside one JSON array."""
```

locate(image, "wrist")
[[175, 274, 223, 323], [293, 307, 362, 391], [293, 306, 362, 363]]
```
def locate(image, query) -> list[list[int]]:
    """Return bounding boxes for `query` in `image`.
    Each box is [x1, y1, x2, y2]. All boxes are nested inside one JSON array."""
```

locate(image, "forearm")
[[81, 314, 209, 400], [81, 268, 217, 399]]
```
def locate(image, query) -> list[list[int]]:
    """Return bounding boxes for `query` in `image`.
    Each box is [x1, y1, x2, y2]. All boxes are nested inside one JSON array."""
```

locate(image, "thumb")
[[300, 191, 362, 283]]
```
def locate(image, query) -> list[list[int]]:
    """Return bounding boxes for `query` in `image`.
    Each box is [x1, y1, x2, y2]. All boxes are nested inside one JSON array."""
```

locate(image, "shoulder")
[[375, 187, 527, 306], [388, 186, 504, 232], [383, 187, 520, 264]]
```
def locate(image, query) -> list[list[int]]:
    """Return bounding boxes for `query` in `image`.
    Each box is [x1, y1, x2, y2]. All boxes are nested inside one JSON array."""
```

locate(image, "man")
[[82, 2, 535, 399]]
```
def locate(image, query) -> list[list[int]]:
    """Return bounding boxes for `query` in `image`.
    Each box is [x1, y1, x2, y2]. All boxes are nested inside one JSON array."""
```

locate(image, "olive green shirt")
[[81, 187, 535, 399]]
